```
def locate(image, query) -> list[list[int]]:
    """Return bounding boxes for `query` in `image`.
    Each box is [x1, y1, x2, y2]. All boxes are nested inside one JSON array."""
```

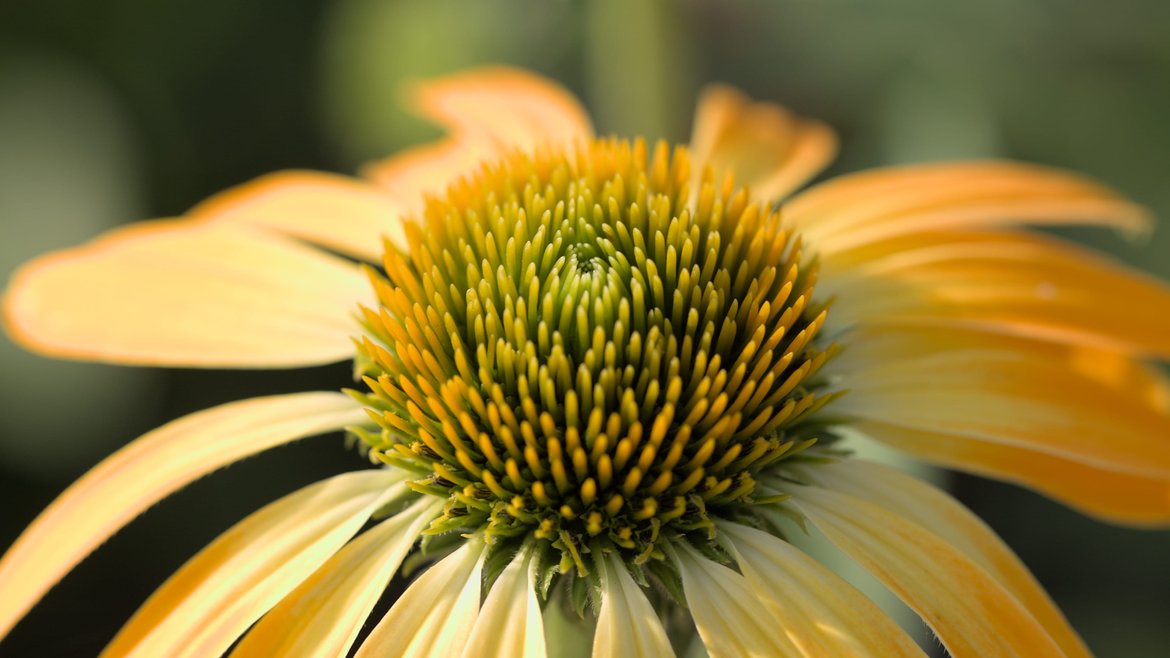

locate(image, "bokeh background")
[[2, 0, 1169, 656]]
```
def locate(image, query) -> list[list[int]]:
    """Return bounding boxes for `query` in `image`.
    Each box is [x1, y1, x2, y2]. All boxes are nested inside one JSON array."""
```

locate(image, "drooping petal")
[[3, 221, 373, 368], [364, 67, 593, 213], [407, 66, 592, 152], [789, 486, 1066, 658], [459, 545, 546, 658], [834, 343, 1170, 481], [716, 521, 926, 658], [230, 496, 441, 658], [362, 137, 501, 216], [189, 170, 408, 260], [857, 420, 1170, 527], [825, 325, 1170, 525], [103, 471, 410, 658], [689, 84, 837, 201], [784, 161, 1151, 254], [802, 460, 1091, 658], [828, 323, 1170, 413], [0, 392, 368, 641], [675, 543, 801, 658], [354, 539, 485, 658], [593, 553, 676, 658], [822, 229, 1170, 357]]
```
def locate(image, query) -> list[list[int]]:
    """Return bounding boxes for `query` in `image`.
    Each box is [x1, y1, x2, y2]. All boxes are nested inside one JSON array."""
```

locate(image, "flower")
[[2, 66, 1169, 658]]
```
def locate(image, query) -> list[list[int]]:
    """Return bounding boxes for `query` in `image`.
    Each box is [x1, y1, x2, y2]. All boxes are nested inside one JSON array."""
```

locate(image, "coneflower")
[[2, 66, 1167, 657]]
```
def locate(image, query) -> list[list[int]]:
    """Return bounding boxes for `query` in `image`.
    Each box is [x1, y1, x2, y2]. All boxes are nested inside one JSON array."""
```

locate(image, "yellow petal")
[[459, 545, 546, 658], [689, 84, 837, 201], [824, 229, 1170, 357], [230, 496, 440, 658], [362, 137, 500, 216], [103, 470, 409, 658], [593, 553, 676, 658], [790, 486, 1066, 658], [0, 391, 367, 642], [836, 346, 1170, 480], [675, 543, 801, 658], [785, 161, 1151, 253], [804, 460, 1090, 658], [859, 419, 1170, 527], [716, 521, 926, 658], [189, 170, 407, 260], [354, 539, 485, 658], [3, 221, 372, 368], [828, 323, 1170, 413], [363, 67, 593, 213], [408, 66, 592, 151]]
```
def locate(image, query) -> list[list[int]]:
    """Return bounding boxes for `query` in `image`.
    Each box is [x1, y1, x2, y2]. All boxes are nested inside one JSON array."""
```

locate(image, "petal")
[[689, 84, 837, 201], [789, 486, 1066, 658], [103, 470, 409, 658], [785, 161, 1151, 253], [230, 496, 441, 658], [593, 553, 676, 658], [803, 460, 1090, 658], [363, 67, 593, 213], [823, 229, 1170, 357], [0, 391, 367, 641], [675, 543, 801, 658], [716, 521, 926, 658], [3, 221, 373, 368], [189, 170, 407, 260], [459, 545, 546, 658], [354, 540, 485, 658], [828, 323, 1170, 412], [407, 66, 592, 152], [858, 420, 1170, 527], [362, 137, 501, 216], [835, 342, 1170, 480]]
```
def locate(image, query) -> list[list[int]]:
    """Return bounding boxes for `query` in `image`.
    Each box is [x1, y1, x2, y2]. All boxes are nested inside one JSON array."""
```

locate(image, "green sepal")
[[535, 549, 560, 601], [569, 567, 591, 618], [645, 556, 687, 608], [482, 539, 523, 593], [567, 565, 603, 619]]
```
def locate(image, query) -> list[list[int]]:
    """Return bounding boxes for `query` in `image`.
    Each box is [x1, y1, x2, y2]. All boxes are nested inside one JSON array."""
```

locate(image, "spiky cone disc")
[[354, 138, 837, 581]]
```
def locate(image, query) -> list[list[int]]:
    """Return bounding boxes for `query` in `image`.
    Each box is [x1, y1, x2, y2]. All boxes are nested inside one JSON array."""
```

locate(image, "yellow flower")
[[2, 66, 1169, 657]]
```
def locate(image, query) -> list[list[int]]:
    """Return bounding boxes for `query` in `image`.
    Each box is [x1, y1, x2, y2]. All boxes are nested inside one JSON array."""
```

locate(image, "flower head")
[[2, 66, 1169, 658]]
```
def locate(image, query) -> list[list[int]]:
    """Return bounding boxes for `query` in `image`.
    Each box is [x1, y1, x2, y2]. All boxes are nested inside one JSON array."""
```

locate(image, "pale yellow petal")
[[459, 545, 546, 658], [189, 170, 407, 260], [355, 540, 485, 658], [804, 460, 1090, 658], [3, 221, 372, 368], [408, 66, 592, 151], [858, 419, 1170, 527], [675, 543, 801, 658], [790, 486, 1066, 658], [363, 67, 593, 215], [689, 84, 837, 201], [827, 323, 1170, 413], [593, 553, 676, 658], [362, 137, 500, 216], [716, 521, 926, 658], [785, 161, 1150, 253], [103, 471, 409, 658], [835, 346, 1170, 479], [823, 229, 1170, 357], [0, 392, 367, 641], [230, 496, 440, 658]]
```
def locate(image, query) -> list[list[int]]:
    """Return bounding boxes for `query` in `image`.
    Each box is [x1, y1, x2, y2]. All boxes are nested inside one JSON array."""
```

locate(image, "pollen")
[[354, 138, 836, 571]]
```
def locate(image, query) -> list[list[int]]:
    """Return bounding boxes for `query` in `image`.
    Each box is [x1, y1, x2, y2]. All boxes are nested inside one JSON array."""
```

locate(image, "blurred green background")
[[2, 0, 1169, 656]]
